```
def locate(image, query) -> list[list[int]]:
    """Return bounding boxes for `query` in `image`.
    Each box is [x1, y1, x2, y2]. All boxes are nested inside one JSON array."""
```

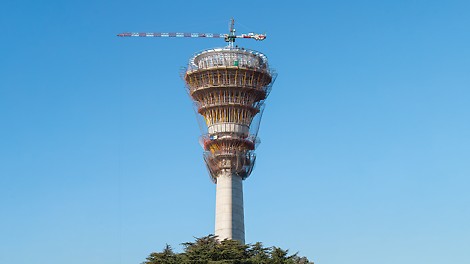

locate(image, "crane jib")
[[116, 19, 266, 43], [118, 32, 225, 38]]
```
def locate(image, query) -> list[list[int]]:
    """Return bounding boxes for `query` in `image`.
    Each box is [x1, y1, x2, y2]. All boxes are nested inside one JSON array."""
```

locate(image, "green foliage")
[[144, 244, 183, 264], [143, 235, 313, 264]]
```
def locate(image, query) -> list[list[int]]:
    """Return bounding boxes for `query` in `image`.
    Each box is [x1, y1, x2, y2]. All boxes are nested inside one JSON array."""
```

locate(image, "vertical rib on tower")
[[184, 47, 275, 243]]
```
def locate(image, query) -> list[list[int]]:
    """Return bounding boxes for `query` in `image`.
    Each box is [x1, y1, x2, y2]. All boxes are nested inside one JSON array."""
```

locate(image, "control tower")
[[184, 47, 276, 243]]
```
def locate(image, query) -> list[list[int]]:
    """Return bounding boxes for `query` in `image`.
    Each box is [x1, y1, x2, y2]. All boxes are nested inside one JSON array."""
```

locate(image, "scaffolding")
[[184, 47, 276, 183]]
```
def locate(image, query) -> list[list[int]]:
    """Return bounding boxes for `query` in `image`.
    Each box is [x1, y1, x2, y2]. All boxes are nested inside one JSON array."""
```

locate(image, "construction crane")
[[117, 18, 266, 47]]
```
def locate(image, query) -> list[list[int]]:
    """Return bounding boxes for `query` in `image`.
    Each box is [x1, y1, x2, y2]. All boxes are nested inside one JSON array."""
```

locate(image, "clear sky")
[[1, 0, 469, 263]]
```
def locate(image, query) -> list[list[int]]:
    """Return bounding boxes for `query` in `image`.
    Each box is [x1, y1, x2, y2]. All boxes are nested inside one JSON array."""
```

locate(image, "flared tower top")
[[186, 47, 271, 73]]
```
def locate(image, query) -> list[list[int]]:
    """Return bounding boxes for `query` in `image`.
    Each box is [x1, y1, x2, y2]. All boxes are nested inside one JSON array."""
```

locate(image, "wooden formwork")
[[184, 48, 275, 181]]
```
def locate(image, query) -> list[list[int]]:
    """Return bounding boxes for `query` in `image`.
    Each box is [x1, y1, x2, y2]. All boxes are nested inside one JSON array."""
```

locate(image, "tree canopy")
[[143, 235, 313, 264]]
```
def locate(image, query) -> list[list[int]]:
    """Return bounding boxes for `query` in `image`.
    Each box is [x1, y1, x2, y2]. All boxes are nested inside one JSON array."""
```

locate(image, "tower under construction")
[[184, 47, 276, 243], [118, 19, 275, 244]]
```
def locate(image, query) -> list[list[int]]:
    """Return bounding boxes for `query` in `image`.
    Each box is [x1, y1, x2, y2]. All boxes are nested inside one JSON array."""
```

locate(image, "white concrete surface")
[[208, 123, 249, 134], [215, 170, 245, 243]]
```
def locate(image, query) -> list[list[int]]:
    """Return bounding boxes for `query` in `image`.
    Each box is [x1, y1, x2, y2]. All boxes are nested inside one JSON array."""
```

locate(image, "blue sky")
[[1, 0, 469, 263]]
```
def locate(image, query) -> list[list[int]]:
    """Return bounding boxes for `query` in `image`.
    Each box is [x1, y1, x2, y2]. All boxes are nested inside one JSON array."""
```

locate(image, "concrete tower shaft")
[[184, 47, 275, 243]]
